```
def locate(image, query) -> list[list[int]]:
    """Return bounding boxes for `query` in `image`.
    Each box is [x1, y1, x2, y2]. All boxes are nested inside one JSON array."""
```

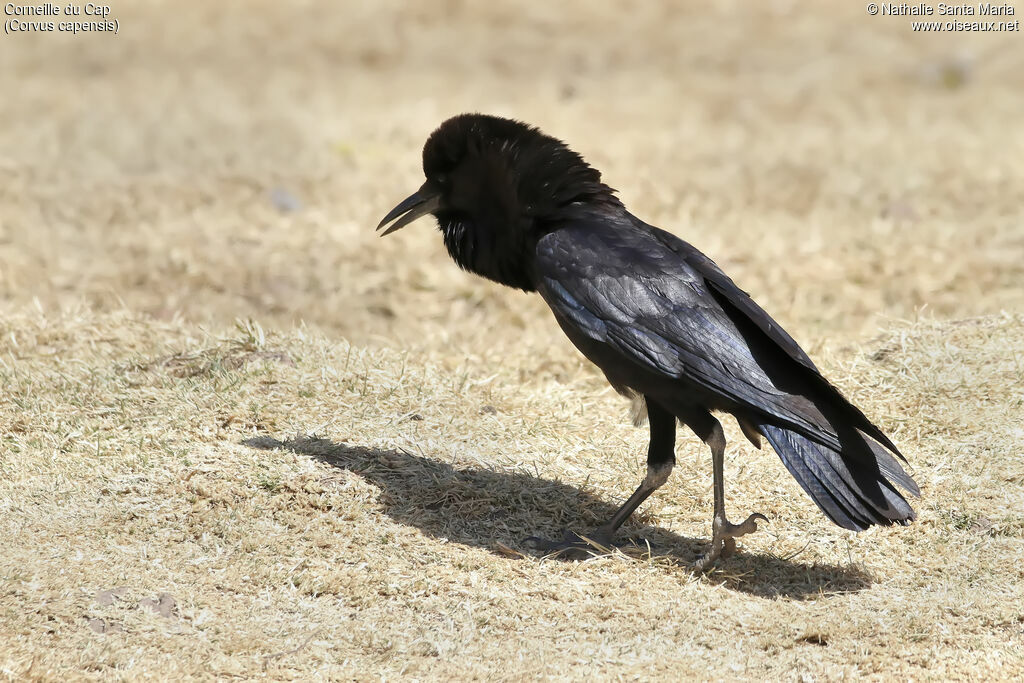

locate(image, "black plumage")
[[378, 113, 919, 569]]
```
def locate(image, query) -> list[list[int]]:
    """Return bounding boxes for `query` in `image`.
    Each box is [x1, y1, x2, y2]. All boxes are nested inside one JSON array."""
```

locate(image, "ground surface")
[[1, 1, 1023, 680]]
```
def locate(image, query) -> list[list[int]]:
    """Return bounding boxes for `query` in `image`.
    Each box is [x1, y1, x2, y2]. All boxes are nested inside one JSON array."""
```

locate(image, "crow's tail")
[[757, 422, 920, 531]]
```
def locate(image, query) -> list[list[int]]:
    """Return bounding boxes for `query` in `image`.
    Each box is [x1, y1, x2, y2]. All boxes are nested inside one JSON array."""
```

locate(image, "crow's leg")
[[525, 397, 676, 559], [690, 416, 768, 572]]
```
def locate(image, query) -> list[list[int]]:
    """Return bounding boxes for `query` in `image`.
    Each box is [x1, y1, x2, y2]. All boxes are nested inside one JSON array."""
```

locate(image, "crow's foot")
[[694, 512, 768, 572], [525, 528, 638, 560]]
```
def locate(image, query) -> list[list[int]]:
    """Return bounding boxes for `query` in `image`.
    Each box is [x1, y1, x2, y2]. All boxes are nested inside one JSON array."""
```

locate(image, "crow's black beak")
[[376, 186, 442, 237]]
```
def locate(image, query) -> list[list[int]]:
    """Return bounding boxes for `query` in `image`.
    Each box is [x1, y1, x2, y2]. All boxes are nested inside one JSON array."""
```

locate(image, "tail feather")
[[759, 422, 918, 531], [860, 430, 921, 496]]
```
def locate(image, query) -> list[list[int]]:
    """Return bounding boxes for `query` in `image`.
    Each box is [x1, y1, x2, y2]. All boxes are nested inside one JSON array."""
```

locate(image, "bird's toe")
[[523, 529, 617, 560], [723, 512, 769, 539]]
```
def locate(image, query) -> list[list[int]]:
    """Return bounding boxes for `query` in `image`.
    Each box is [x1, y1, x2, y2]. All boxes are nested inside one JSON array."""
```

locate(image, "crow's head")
[[377, 113, 619, 290]]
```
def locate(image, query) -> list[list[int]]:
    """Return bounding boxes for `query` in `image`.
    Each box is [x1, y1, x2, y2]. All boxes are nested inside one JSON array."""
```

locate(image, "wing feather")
[[532, 214, 917, 521], [535, 219, 859, 453]]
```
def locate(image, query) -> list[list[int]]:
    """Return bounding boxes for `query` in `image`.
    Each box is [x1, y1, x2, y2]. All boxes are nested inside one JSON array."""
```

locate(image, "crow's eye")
[[434, 173, 449, 188]]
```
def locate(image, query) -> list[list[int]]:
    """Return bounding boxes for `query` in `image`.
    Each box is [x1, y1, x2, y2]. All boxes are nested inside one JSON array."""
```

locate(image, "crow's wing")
[[534, 218, 871, 455], [644, 223, 906, 459], [644, 223, 819, 373], [535, 217, 919, 526]]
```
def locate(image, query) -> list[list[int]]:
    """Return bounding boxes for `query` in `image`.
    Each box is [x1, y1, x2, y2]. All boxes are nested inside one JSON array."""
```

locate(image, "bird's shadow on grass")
[[243, 434, 872, 599]]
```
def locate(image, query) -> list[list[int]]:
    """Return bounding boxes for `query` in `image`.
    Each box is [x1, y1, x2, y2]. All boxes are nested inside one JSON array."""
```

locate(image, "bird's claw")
[[524, 529, 613, 560], [719, 512, 769, 539], [695, 512, 768, 572], [524, 528, 632, 560]]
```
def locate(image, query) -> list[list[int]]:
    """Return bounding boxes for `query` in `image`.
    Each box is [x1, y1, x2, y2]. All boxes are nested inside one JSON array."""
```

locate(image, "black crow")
[[377, 114, 919, 570]]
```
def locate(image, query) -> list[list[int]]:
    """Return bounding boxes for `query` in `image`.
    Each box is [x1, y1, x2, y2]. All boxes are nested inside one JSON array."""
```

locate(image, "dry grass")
[[2, 0, 1023, 680], [1, 310, 1022, 679]]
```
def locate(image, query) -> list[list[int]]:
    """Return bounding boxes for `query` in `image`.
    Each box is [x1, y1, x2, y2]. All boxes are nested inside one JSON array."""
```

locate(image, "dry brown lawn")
[[2, 1, 1023, 680]]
